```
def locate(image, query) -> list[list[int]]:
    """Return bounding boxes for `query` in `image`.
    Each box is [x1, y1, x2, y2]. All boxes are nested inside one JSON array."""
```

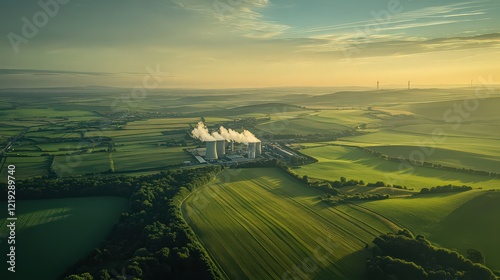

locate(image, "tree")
[[64, 273, 94, 280], [97, 270, 111, 280], [467, 249, 485, 265], [340, 177, 347, 184], [302, 175, 309, 183]]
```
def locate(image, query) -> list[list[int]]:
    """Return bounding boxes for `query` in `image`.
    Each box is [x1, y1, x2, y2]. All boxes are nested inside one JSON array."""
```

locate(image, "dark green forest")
[[2, 166, 225, 280]]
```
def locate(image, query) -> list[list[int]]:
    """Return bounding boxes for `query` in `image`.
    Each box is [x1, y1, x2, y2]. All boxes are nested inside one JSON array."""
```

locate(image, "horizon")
[[1, 0, 500, 88], [0, 82, 499, 91]]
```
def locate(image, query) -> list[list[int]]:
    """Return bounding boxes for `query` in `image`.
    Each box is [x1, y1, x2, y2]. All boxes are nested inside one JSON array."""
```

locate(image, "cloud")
[[305, 32, 500, 59], [172, 0, 289, 38], [0, 69, 110, 76], [0, 69, 177, 77], [285, 2, 489, 38]]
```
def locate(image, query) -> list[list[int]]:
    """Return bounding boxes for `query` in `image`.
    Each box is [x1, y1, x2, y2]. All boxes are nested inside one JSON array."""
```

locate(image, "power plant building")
[[205, 141, 218, 160], [255, 141, 262, 157], [216, 139, 226, 158], [248, 142, 257, 159]]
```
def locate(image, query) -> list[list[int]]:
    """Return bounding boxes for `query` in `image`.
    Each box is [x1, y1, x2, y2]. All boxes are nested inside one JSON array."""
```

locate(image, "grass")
[[294, 145, 500, 190], [0, 108, 98, 121], [0, 156, 50, 179], [52, 153, 111, 176], [112, 146, 192, 172], [0, 197, 129, 280], [183, 168, 397, 280], [360, 191, 500, 270], [256, 117, 348, 135], [369, 145, 500, 173]]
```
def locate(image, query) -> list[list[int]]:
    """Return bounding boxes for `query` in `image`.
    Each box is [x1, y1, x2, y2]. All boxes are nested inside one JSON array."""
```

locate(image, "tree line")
[[1, 166, 225, 280], [420, 184, 473, 195], [366, 230, 497, 280]]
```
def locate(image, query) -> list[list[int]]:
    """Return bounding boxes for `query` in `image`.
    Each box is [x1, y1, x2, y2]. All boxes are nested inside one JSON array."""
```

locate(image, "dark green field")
[[0, 197, 128, 280]]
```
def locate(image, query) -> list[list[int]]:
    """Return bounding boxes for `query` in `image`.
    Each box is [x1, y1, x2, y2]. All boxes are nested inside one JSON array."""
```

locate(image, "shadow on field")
[[313, 249, 369, 280], [430, 191, 500, 271]]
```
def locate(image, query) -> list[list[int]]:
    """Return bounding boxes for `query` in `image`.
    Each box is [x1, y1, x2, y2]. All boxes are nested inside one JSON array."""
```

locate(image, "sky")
[[0, 0, 499, 88]]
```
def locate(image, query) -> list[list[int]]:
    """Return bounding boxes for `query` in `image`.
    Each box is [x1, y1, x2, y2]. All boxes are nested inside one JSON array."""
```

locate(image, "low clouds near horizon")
[[1, 0, 499, 88]]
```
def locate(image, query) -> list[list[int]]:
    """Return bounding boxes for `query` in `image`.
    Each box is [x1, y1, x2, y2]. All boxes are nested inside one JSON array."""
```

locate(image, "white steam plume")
[[211, 132, 225, 141], [243, 130, 260, 143], [218, 126, 260, 144], [191, 121, 215, 142]]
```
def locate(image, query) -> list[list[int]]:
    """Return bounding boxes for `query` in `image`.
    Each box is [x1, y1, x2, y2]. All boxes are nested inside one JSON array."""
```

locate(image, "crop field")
[[112, 146, 193, 172], [308, 109, 380, 128], [0, 156, 49, 179], [294, 145, 500, 190], [0, 197, 129, 280], [0, 108, 99, 120], [369, 145, 500, 173], [256, 116, 349, 135], [52, 152, 111, 175], [183, 168, 397, 280], [360, 191, 500, 270]]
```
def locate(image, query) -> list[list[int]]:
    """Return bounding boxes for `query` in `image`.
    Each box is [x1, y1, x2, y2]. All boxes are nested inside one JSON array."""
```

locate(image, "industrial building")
[[205, 140, 218, 160], [216, 139, 226, 157]]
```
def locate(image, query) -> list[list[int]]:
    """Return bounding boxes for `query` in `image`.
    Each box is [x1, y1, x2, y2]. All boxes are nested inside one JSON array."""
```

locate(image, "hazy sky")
[[1, 0, 499, 88]]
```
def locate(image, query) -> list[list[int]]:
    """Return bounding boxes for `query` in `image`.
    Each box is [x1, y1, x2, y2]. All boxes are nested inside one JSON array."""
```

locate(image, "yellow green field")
[[182, 168, 398, 280], [360, 191, 500, 271], [294, 145, 500, 190]]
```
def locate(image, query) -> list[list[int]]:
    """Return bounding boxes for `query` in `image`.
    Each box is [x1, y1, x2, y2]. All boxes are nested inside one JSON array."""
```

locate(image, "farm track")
[[247, 173, 370, 246], [347, 202, 403, 232]]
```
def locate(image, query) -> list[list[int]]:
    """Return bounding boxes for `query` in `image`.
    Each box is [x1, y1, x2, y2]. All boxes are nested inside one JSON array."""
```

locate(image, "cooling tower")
[[255, 141, 262, 157], [248, 142, 256, 159], [206, 141, 218, 160], [216, 139, 226, 157]]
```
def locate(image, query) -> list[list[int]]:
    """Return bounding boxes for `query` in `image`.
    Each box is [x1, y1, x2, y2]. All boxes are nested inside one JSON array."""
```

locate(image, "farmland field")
[[360, 191, 500, 270], [182, 168, 397, 280], [294, 145, 500, 190], [0, 156, 50, 179], [1, 87, 500, 279], [0, 197, 129, 280]]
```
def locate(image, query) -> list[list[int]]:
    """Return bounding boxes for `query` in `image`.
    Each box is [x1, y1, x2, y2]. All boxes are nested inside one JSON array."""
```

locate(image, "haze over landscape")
[[1, 0, 500, 88], [1, 1, 500, 280]]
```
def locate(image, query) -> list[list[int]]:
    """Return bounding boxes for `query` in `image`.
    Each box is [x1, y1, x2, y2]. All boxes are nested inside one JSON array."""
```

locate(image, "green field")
[[0, 197, 129, 280], [0, 156, 50, 179], [112, 145, 193, 172], [360, 191, 500, 270], [294, 145, 500, 190], [183, 168, 398, 280], [369, 145, 500, 173], [52, 153, 111, 175]]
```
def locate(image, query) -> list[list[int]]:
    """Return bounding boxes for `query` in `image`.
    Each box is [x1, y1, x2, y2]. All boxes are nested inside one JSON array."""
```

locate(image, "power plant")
[[247, 142, 256, 159], [205, 140, 218, 160], [256, 141, 262, 157], [216, 139, 226, 158], [191, 122, 270, 163]]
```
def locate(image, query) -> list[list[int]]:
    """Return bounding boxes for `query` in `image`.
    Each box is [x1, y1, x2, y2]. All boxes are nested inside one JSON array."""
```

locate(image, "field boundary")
[[179, 176, 231, 280], [347, 202, 402, 232]]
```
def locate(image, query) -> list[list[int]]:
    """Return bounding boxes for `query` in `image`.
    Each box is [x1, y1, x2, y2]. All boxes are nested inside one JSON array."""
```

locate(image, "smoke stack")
[[255, 141, 262, 157], [216, 139, 226, 157], [206, 141, 218, 160], [248, 142, 256, 159]]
